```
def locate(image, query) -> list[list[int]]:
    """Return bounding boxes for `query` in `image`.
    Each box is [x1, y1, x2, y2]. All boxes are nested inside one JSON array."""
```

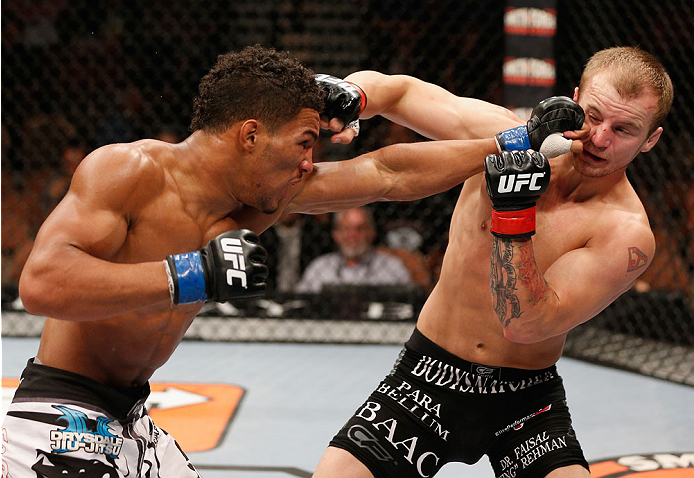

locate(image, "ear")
[[573, 87, 579, 102], [640, 126, 663, 153], [239, 120, 259, 153]]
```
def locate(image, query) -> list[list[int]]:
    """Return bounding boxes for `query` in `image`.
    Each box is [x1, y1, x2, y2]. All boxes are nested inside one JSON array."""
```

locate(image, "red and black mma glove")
[[485, 151, 551, 239], [164, 229, 268, 304], [495, 96, 585, 157], [315, 74, 367, 126]]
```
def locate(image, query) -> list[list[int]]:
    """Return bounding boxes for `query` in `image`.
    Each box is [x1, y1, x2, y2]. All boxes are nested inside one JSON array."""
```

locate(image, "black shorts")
[[329, 328, 589, 478]]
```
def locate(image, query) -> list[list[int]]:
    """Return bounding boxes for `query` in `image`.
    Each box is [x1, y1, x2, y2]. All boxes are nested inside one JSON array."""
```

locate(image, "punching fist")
[[495, 96, 585, 157], [165, 230, 268, 304], [485, 151, 550, 239], [315, 74, 367, 126]]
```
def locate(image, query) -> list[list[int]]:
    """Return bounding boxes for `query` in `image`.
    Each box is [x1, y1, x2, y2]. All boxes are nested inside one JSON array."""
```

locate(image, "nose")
[[299, 150, 314, 174], [591, 125, 611, 148]]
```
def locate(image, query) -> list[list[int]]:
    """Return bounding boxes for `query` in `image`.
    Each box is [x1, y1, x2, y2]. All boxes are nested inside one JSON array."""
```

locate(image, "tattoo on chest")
[[490, 238, 521, 326]]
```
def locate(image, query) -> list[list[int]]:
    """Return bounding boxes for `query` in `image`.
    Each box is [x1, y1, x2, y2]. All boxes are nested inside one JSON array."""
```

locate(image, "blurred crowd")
[[2, 0, 693, 319]]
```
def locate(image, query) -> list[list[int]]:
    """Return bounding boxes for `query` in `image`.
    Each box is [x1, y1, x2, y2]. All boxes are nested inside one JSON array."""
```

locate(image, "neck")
[[549, 154, 628, 202], [174, 131, 244, 217]]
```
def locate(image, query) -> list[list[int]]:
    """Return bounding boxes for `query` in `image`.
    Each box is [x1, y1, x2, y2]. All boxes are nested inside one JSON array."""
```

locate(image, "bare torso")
[[418, 158, 644, 369], [35, 140, 282, 388]]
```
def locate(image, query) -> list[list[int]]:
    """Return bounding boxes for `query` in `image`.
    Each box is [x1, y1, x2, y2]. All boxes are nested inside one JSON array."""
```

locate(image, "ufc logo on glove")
[[496, 173, 547, 193], [220, 238, 247, 288], [165, 229, 268, 304]]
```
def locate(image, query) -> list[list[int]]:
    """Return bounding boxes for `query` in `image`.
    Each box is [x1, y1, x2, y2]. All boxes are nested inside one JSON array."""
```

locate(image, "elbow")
[[18, 267, 58, 317], [502, 320, 549, 344]]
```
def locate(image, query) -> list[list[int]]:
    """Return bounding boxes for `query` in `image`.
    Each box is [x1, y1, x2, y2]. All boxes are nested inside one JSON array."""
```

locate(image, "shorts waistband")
[[405, 328, 557, 383], [13, 359, 150, 421]]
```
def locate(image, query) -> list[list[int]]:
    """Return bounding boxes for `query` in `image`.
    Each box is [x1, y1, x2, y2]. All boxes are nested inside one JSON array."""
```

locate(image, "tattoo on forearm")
[[490, 238, 521, 326], [627, 246, 648, 272], [517, 240, 551, 305], [490, 237, 550, 327]]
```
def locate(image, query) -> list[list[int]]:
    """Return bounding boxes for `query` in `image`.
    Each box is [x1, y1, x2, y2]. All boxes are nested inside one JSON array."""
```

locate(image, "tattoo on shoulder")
[[627, 246, 648, 272], [490, 238, 522, 327]]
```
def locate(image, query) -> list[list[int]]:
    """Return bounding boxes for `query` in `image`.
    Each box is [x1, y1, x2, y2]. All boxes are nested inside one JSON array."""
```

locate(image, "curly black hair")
[[190, 45, 325, 133]]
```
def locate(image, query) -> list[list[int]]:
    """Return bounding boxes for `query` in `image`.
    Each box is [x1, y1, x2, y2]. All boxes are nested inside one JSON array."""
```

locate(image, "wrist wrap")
[[165, 251, 208, 304], [490, 207, 536, 238], [495, 126, 531, 152]]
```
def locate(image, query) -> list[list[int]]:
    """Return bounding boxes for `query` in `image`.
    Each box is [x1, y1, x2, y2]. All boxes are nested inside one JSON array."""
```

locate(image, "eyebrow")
[[587, 105, 644, 130], [303, 130, 318, 141]]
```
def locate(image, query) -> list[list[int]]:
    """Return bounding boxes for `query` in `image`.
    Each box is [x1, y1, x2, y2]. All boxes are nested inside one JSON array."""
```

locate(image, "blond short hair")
[[579, 47, 673, 133]]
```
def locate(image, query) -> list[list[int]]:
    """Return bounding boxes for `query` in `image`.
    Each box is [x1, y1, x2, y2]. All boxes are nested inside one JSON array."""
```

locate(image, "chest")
[[450, 177, 595, 272], [112, 193, 280, 262]]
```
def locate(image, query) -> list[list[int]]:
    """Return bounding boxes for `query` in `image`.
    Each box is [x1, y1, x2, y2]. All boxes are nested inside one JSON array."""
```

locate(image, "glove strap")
[[490, 207, 536, 238], [166, 252, 208, 304], [495, 126, 531, 152], [346, 81, 367, 115]]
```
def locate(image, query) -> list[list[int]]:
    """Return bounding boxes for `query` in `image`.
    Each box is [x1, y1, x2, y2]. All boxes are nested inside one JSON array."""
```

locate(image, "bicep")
[[543, 233, 655, 333], [27, 148, 141, 266], [346, 71, 523, 140]]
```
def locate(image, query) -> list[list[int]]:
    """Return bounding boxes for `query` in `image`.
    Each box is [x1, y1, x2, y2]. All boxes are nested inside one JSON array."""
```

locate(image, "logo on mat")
[[589, 453, 694, 477]]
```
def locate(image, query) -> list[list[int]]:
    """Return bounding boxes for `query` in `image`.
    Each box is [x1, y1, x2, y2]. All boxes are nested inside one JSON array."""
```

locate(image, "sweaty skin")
[[21, 108, 500, 388]]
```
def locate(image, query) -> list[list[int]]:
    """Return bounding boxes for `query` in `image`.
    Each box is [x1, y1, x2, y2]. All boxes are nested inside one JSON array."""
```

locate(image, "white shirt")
[[295, 250, 412, 293]]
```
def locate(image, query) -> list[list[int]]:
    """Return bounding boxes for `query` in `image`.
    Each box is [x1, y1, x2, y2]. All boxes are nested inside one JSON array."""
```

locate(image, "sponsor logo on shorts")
[[353, 401, 441, 478], [495, 404, 552, 436], [347, 424, 395, 463], [410, 355, 554, 394], [497, 430, 570, 477], [49, 406, 123, 458], [32, 451, 119, 478], [589, 453, 694, 477]]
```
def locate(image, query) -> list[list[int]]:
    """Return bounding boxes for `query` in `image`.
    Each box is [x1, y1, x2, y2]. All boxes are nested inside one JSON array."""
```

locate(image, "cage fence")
[[2, 0, 692, 386]]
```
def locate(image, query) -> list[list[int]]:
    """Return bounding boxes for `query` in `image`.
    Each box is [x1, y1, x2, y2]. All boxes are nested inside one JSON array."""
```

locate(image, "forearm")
[[19, 246, 171, 321], [378, 138, 497, 201], [490, 237, 559, 343]]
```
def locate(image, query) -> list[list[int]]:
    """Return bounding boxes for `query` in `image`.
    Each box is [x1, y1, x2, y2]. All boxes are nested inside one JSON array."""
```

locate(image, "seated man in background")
[[296, 206, 412, 293]]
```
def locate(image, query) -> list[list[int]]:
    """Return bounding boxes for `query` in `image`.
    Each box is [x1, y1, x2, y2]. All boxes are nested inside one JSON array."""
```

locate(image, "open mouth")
[[582, 149, 606, 163]]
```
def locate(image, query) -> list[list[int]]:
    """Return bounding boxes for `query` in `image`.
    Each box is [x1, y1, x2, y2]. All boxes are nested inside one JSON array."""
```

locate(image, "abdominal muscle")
[[415, 181, 566, 371], [36, 304, 201, 388]]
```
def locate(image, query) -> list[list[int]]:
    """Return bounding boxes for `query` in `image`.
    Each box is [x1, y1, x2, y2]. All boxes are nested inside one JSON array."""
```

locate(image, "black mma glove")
[[164, 229, 268, 304], [315, 74, 367, 126], [495, 96, 584, 157], [485, 151, 550, 239]]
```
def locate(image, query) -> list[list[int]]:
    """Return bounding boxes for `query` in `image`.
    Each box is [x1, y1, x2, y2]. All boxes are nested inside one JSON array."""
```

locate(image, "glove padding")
[[315, 74, 366, 126], [485, 151, 550, 239], [495, 96, 584, 156], [166, 229, 268, 304]]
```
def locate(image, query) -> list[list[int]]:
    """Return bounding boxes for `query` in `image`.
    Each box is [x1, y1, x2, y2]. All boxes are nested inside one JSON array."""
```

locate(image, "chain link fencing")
[[2, 0, 692, 385]]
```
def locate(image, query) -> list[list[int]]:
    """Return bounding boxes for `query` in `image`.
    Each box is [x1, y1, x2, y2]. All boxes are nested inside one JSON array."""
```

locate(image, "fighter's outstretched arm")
[[285, 137, 498, 215], [337, 71, 523, 141]]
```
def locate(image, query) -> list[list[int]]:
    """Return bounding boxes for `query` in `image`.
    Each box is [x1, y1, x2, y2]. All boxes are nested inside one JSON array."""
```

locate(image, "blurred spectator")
[[1, 133, 35, 303], [261, 213, 332, 294], [634, 183, 692, 299], [296, 207, 412, 293], [45, 139, 88, 214], [378, 220, 433, 292]]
